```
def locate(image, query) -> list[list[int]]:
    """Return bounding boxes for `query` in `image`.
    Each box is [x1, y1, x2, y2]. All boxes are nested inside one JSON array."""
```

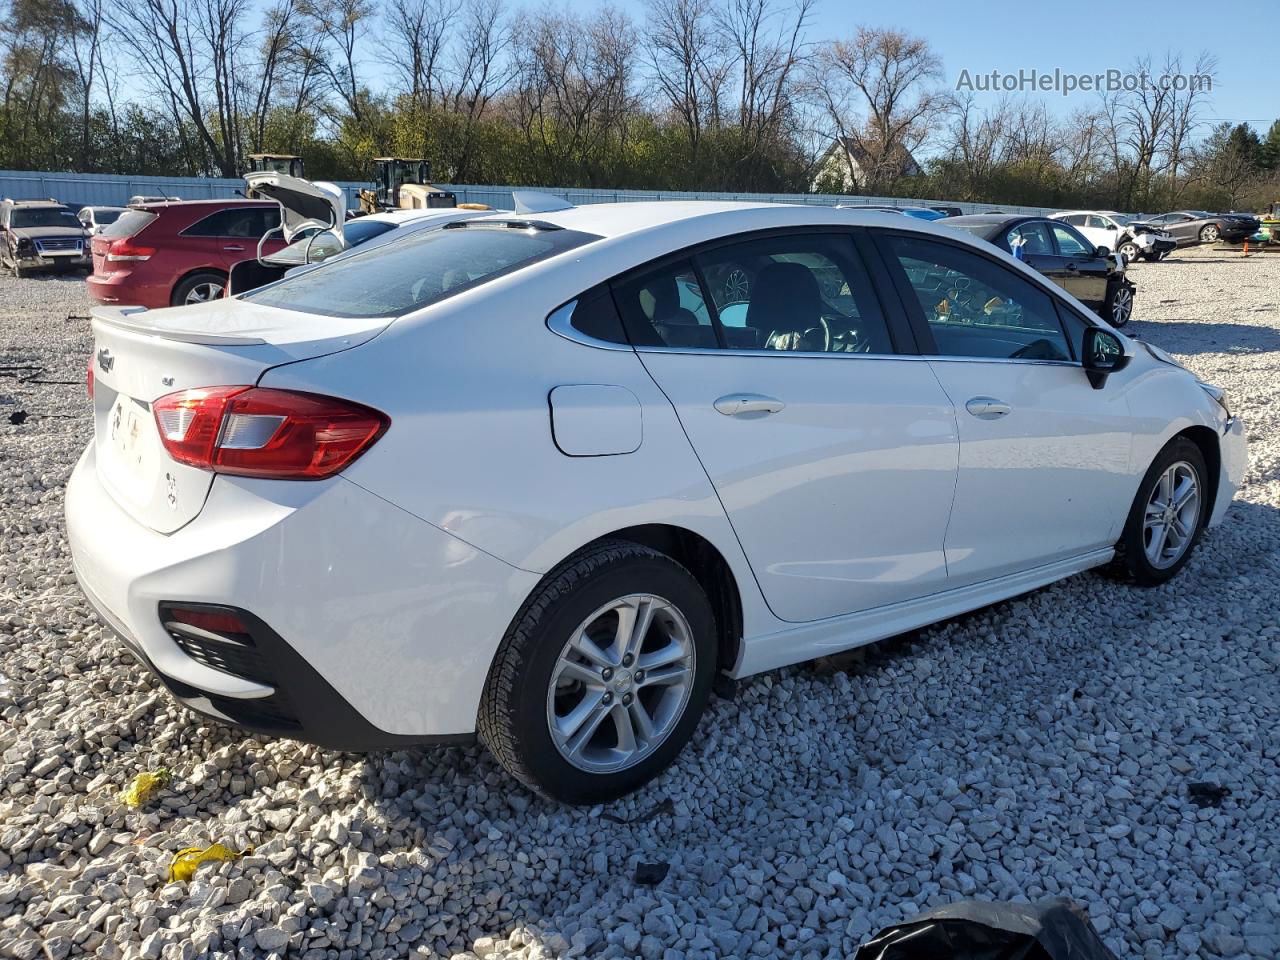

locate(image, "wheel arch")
[[570, 524, 744, 676], [1174, 425, 1221, 512], [170, 265, 228, 305]]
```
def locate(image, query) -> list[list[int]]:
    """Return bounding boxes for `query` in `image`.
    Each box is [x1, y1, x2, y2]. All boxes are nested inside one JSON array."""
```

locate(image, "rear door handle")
[[965, 396, 1011, 419], [714, 393, 785, 417]]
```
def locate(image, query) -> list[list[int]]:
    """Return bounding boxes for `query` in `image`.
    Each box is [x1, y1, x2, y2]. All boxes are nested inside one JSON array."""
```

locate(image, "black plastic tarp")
[[854, 898, 1121, 960]]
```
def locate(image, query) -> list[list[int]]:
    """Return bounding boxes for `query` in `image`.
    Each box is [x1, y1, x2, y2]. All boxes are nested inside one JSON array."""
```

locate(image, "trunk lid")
[[244, 171, 346, 244], [90, 301, 390, 533]]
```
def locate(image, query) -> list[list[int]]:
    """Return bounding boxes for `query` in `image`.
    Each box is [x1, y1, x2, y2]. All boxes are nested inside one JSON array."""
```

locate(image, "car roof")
[[461, 200, 949, 242], [130, 198, 274, 210], [3, 199, 67, 209]]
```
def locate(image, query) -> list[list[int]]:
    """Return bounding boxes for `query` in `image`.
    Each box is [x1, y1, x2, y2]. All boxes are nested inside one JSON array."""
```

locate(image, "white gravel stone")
[[0, 252, 1277, 960]]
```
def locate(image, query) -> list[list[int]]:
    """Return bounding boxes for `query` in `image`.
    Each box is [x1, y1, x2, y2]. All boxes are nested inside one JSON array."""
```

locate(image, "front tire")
[[1105, 281, 1134, 327], [1199, 224, 1219, 244], [478, 540, 717, 804], [1119, 241, 1140, 263], [1108, 438, 1208, 586]]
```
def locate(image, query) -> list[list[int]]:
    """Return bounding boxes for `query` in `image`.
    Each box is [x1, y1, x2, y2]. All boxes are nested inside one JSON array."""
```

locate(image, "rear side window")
[[245, 223, 599, 318], [101, 210, 157, 238], [184, 207, 280, 238]]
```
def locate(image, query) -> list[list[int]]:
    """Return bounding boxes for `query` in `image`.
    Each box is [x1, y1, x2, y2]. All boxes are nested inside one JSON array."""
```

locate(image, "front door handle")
[[965, 396, 1011, 419], [223, 244, 245, 252], [714, 393, 785, 417]]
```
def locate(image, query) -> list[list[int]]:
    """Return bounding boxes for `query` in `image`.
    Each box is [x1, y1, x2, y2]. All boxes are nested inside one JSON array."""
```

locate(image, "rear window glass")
[[93, 209, 123, 225], [101, 210, 158, 238], [244, 223, 599, 318]]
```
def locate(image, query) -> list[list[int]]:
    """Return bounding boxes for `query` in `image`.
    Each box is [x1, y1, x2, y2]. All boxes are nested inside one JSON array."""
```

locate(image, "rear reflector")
[[86, 355, 94, 399], [152, 387, 388, 479], [164, 606, 251, 637]]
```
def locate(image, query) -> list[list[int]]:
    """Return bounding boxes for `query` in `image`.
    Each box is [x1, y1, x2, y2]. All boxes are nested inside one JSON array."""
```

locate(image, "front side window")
[[1062, 214, 1087, 226], [885, 234, 1070, 362], [1087, 215, 1113, 230], [1050, 223, 1092, 256], [245, 223, 598, 318]]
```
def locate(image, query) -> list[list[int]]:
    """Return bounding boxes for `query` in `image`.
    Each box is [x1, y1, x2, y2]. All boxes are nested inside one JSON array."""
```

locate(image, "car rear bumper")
[[86, 269, 169, 308], [66, 442, 538, 744]]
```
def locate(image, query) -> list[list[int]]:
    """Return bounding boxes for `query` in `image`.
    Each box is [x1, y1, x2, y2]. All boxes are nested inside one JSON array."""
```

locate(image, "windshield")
[[11, 207, 79, 228], [244, 222, 599, 318]]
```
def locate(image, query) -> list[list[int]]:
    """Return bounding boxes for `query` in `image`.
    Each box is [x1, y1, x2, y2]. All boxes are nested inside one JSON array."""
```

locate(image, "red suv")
[[87, 199, 284, 308]]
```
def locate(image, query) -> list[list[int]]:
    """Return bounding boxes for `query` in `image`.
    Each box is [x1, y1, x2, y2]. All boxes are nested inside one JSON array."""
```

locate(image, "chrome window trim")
[[545, 300, 634, 352], [631, 343, 1081, 367]]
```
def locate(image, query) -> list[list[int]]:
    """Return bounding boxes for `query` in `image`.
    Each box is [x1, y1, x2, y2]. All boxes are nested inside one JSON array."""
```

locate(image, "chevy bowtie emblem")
[[97, 348, 114, 373]]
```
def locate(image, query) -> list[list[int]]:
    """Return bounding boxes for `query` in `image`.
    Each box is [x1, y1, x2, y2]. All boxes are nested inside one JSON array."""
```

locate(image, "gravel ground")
[[1, 250, 1277, 960]]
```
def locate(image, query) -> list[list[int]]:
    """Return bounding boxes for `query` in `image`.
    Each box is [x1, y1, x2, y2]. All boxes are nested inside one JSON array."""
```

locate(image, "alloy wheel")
[[185, 281, 224, 304], [1111, 286, 1134, 326], [1201, 225, 1219, 243], [1143, 461, 1200, 569], [546, 594, 696, 774]]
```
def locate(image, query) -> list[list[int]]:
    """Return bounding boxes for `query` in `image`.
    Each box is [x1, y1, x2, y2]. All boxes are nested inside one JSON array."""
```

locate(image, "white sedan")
[[67, 201, 1246, 803]]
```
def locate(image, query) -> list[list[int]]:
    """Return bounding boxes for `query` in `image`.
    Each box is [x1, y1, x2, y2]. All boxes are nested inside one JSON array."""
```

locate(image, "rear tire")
[[478, 540, 717, 804], [171, 270, 227, 306], [1107, 437, 1208, 586]]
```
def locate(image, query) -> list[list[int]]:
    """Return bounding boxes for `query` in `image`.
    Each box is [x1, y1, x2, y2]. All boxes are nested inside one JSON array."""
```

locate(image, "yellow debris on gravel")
[[118, 769, 170, 809], [167, 843, 254, 883]]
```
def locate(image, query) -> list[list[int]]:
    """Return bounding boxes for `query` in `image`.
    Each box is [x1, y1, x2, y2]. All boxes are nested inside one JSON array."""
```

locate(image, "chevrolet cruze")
[[67, 201, 1246, 803]]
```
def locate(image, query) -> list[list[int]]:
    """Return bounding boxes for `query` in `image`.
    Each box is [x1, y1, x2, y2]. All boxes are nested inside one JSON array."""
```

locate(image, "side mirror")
[[1083, 327, 1129, 389], [1094, 245, 1110, 258]]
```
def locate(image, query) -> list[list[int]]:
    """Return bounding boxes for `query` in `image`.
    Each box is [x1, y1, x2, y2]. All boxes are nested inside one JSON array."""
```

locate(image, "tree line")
[[2, 0, 1277, 213]]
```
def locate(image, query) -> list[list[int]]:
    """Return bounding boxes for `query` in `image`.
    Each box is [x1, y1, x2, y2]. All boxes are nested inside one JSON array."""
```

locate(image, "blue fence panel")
[[0, 169, 1058, 216]]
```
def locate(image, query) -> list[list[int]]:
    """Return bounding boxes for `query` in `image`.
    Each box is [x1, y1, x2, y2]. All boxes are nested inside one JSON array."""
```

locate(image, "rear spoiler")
[[90, 305, 268, 346]]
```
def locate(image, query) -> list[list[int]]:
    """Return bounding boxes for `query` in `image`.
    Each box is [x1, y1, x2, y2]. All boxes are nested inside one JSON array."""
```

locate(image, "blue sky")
[[561, 0, 1275, 133]]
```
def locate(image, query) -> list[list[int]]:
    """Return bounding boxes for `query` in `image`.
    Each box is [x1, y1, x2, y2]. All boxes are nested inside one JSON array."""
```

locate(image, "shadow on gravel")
[[327, 495, 1280, 958], [1128, 320, 1280, 355]]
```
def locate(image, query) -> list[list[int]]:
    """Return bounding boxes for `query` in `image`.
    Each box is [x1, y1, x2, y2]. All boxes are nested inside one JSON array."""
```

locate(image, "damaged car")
[[1, 198, 90, 277]]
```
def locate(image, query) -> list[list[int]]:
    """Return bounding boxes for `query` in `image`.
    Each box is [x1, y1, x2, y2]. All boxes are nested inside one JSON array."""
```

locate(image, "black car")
[[943, 215, 1135, 327], [0, 198, 90, 277], [1135, 210, 1260, 246]]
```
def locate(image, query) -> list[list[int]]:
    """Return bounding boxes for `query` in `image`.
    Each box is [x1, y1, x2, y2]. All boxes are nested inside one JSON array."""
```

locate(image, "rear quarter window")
[[244, 223, 598, 318]]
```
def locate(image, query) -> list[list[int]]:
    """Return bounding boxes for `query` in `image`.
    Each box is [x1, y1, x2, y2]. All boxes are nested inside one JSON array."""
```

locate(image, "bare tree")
[[441, 0, 512, 179], [382, 0, 458, 110], [298, 0, 373, 123], [105, 0, 250, 176], [643, 0, 730, 158], [811, 26, 941, 192], [716, 0, 812, 168], [512, 5, 638, 183]]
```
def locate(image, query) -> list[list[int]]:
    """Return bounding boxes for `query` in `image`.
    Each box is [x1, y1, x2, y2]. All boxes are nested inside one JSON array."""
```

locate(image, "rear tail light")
[[152, 387, 388, 479], [106, 238, 155, 262]]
